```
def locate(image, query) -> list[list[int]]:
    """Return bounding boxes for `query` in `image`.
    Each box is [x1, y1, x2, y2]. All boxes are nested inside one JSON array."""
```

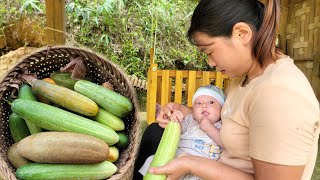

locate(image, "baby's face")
[[193, 95, 222, 124]]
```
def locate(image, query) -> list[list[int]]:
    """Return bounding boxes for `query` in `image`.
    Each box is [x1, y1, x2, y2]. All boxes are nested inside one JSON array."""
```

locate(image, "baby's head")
[[192, 85, 226, 123]]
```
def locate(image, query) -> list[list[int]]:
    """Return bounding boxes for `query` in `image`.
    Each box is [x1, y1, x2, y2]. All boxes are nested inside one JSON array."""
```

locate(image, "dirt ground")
[[0, 47, 38, 80]]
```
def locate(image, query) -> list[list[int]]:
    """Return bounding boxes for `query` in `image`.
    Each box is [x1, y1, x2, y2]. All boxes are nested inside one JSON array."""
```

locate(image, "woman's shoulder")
[[251, 56, 318, 108], [254, 56, 311, 89]]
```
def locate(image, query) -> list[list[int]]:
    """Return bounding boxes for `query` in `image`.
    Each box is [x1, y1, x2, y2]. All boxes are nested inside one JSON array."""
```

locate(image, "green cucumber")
[[18, 84, 42, 134], [94, 108, 125, 131], [11, 99, 119, 145], [116, 132, 129, 149], [19, 84, 37, 101], [8, 113, 30, 142], [144, 121, 181, 180], [74, 80, 133, 117], [50, 72, 78, 90], [16, 161, 117, 180]]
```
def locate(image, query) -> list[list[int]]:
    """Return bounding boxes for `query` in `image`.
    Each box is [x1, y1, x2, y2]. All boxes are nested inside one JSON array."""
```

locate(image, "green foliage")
[[0, 1, 19, 27], [1, 0, 211, 80], [20, 0, 43, 13], [0, 0, 44, 29], [65, 0, 211, 79]]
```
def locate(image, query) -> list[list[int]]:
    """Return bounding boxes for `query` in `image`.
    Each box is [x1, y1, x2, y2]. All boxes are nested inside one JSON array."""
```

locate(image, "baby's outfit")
[[139, 114, 223, 180]]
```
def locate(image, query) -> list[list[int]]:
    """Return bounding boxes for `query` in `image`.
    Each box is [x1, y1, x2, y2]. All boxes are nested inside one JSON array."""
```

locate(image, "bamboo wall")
[[285, 0, 320, 100]]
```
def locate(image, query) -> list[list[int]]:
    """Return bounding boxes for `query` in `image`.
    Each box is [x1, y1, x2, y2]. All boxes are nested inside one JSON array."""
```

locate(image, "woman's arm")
[[149, 155, 254, 180], [156, 102, 192, 128], [252, 158, 304, 180], [149, 155, 305, 180]]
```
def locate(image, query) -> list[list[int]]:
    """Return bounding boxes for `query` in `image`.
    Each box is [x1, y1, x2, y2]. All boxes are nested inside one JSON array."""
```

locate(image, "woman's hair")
[[187, 0, 281, 66]]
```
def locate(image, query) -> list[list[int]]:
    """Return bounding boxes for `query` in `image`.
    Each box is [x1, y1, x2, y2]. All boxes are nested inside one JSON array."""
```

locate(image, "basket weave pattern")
[[0, 46, 141, 180]]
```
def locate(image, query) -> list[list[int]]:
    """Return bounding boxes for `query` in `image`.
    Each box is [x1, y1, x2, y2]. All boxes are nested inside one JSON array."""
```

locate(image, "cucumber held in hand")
[[74, 80, 133, 117], [16, 161, 117, 180], [11, 99, 119, 145], [144, 120, 181, 180]]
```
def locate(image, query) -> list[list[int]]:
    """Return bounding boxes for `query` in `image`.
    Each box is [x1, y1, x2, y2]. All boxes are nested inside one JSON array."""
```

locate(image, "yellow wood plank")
[[223, 78, 230, 91], [161, 70, 170, 105], [147, 64, 158, 124], [215, 71, 223, 89], [187, 71, 197, 107], [168, 77, 173, 102], [174, 70, 183, 104], [202, 71, 211, 86], [146, 67, 151, 121], [196, 78, 201, 91], [157, 70, 227, 79]]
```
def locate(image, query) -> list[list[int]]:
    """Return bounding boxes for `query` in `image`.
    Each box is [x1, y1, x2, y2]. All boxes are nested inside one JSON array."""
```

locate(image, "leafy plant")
[[2, 0, 209, 79], [20, 0, 43, 13]]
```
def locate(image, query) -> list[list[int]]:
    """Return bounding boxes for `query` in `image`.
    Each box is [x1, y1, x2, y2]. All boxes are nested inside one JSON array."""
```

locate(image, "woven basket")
[[0, 46, 141, 180]]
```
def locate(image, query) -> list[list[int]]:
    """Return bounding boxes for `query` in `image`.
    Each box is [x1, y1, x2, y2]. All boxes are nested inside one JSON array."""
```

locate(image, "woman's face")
[[193, 95, 221, 124], [193, 32, 254, 78]]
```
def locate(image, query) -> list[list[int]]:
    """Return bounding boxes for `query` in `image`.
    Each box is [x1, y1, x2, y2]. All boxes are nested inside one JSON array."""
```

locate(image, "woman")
[[134, 0, 320, 179]]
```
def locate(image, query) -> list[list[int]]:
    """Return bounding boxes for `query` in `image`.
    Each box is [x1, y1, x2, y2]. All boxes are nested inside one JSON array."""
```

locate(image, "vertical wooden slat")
[[202, 71, 211, 86], [314, 28, 319, 55], [147, 64, 158, 124], [161, 70, 170, 105], [46, 0, 66, 45], [174, 71, 183, 104], [195, 78, 201, 91], [280, 0, 289, 52], [168, 77, 173, 102], [146, 68, 151, 120], [224, 78, 230, 91], [312, 56, 320, 101], [156, 77, 162, 104], [215, 71, 223, 89], [187, 71, 196, 107]]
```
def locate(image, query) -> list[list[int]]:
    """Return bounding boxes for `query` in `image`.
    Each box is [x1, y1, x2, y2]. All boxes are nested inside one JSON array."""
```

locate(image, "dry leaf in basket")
[[101, 81, 114, 91], [60, 56, 87, 80]]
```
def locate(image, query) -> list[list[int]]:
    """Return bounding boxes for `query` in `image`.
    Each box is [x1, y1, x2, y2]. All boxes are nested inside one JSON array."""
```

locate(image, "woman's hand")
[[149, 155, 191, 180]]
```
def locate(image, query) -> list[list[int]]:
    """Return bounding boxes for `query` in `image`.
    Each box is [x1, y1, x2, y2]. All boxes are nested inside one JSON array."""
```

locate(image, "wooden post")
[[312, 56, 320, 101], [279, 0, 289, 52], [46, 0, 66, 45]]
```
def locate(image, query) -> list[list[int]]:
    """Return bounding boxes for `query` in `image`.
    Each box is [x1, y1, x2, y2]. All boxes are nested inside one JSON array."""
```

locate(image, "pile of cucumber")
[[7, 72, 132, 179]]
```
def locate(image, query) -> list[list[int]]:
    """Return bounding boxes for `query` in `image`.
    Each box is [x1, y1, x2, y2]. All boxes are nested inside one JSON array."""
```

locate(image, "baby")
[[140, 85, 226, 180]]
